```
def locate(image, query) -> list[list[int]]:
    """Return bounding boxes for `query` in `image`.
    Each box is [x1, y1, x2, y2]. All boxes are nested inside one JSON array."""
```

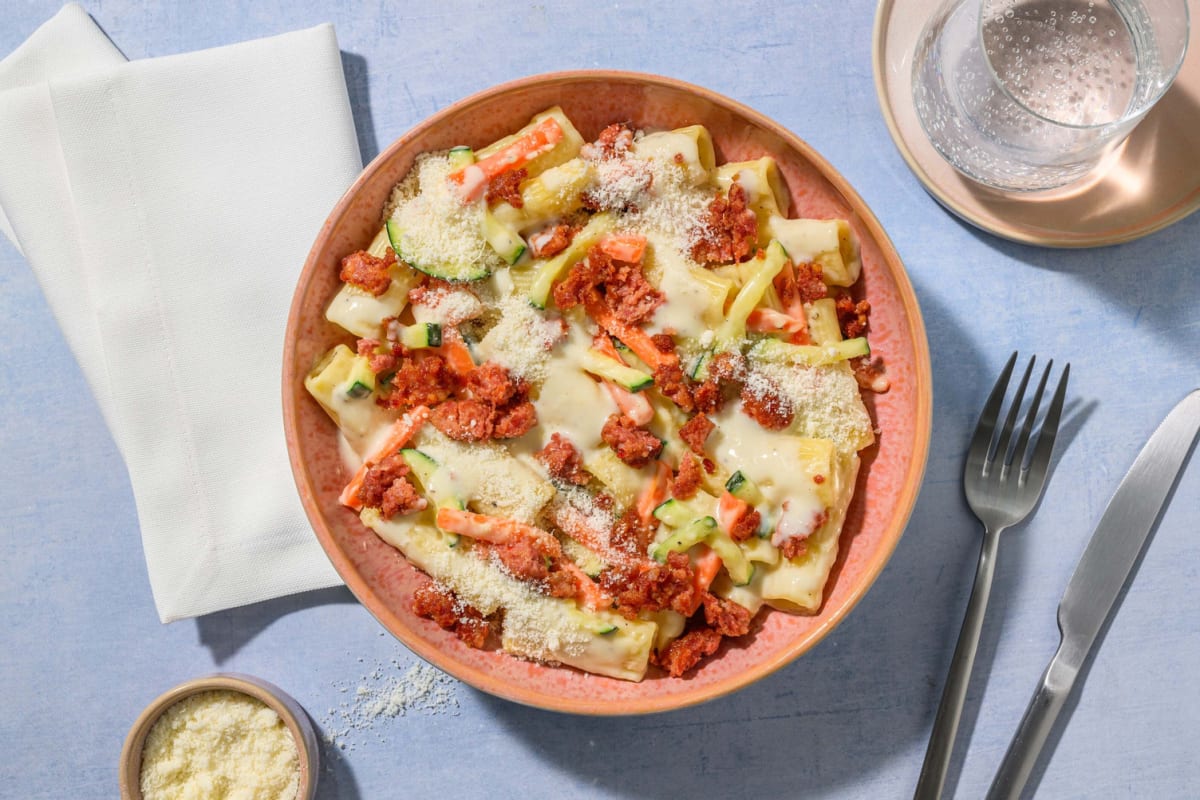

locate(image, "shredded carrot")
[[432, 328, 476, 377], [435, 507, 548, 545], [596, 232, 647, 264], [692, 544, 723, 593], [601, 380, 654, 426], [448, 117, 565, 201], [558, 560, 614, 611], [717, 491, 753, 535], [583, 292, 676, 371], [339, 407, 431, 509], [592, 331, 624, 361], [747, 307, 806, 337], [636, 460, 672, 525]]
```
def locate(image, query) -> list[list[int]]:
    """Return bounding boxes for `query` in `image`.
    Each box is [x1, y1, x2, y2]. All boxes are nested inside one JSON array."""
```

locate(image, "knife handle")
[[986, 644, 1076, 800]]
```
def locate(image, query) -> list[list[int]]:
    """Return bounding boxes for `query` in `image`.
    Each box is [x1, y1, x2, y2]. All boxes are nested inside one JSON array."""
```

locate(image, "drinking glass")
[[913, 0, 1190, 192]]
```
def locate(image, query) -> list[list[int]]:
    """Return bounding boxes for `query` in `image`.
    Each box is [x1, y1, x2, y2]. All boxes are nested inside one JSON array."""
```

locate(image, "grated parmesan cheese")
[[474, 291, 561, 383], [386, 153, 502, 278], [750, 361, 875, 452], [139, 690, 299, 800], [322, 657, 460, 753]]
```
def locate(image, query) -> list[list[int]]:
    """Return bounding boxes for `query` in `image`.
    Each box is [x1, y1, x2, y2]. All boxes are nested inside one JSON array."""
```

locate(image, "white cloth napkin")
[[0, 4, 357, 621]]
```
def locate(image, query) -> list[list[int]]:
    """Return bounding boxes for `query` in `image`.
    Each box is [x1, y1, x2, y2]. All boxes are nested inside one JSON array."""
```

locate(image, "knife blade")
[[987, 389, 1200, 800]]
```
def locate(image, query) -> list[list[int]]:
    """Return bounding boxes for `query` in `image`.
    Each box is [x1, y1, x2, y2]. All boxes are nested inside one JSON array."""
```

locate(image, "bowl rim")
[[118, 673, 319, 799], [283, 68, 933, 715]]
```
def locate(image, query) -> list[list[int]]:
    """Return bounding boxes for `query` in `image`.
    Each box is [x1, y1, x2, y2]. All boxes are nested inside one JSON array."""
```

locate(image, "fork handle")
[[914, 523, 1004, 800]]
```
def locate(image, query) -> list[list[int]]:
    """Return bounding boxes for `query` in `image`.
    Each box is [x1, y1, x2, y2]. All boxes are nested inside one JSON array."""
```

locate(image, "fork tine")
[[1012, 359, 1053, 468], [1024, 364, 1070, 489], [966, 352, 1018, 474], [993, 355, 1037, 470]]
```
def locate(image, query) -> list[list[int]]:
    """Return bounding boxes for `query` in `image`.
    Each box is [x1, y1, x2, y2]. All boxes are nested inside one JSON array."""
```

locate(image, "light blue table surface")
[[2, 2, 1198, 798]]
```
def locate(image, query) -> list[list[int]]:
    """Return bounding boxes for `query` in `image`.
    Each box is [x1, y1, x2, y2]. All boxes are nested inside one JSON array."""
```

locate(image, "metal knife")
[[987, 389, 1200, 800]]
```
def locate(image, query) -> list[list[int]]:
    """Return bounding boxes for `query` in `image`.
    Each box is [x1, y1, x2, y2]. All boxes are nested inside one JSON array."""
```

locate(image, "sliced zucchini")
[[749, 336, 869, 367], [562, 537, 606, 579], [690, 349, 713, 381], [401, 448, 466, 547], [386, 217, 491, 283], [344, 355, 376, 399], [724, 471, 765, 505], [448, 146, 475, 168], [650, 516, 716, 562], [393, 322, 443, 350], [482, 208, 527, 265], [651, 498, 696, 528], [579, 349, 653, 392]]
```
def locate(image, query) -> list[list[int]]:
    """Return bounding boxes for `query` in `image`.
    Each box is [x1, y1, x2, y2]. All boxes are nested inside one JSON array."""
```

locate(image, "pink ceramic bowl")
[[283, 71, 932, 715]]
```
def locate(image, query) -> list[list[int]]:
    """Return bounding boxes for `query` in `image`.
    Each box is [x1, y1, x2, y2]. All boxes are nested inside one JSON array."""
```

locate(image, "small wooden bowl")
[[118, 674, 319, 800]]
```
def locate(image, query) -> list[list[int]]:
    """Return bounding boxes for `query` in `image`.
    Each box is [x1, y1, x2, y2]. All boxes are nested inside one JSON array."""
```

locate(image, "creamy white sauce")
[[644, 234, 717, 339], [533, 322, 617, 460], [709, 400, 825, 519]]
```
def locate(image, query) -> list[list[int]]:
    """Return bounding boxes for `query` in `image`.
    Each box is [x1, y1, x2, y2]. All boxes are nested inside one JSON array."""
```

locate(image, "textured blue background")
[[2, 2, 1198, 798]]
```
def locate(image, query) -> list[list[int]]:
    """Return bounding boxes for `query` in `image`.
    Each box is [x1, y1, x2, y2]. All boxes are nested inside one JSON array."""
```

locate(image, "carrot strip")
[[432, 328, 476, 377], [592, 331, 623, 361], [747, 307, 806, 336], [557, 560, 613, 611], [435, 507, 549, 545], [448, 117, 565, 201], [340, 406, 431, 509], [716, 491, 752, 535], [596, 232, 647, 264], [583, 292, 675, 371], [601, 380, 654, 426], [692, 544, 723, 593], [636, 461, 672, 525]]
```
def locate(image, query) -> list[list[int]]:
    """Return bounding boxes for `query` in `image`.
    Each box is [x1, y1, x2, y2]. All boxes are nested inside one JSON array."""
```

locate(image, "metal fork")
[[914, 352, 1070, 800]]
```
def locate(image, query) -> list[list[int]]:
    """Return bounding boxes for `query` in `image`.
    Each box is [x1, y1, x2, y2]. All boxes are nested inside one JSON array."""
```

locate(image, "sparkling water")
[[913, 0, 1174, 191]]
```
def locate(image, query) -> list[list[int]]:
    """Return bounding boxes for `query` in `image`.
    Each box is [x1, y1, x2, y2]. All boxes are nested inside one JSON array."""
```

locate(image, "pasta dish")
[[304, 107, 887, 681]]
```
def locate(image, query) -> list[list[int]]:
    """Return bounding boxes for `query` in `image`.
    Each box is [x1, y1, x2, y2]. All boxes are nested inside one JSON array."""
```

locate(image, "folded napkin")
[[0, 4, 359, 621]]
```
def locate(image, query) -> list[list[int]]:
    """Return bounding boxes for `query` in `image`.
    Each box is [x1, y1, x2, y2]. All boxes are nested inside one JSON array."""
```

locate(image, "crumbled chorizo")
[[851, 355, 890, 394], [679, 412, 714, 456], [430, 400, 494, 441], [467, 361, 524, 406], [728, 508, 761, 542], [492, 400, 537, 439], [488, 536, 552, 582], [535, 433, 591, 486], [779, 536, 809, 560], [485, 167, 526, 208], [544, 566, 578, 599], [672, 453, 703, 500], [609, 507, 654, 557], [339, 248, 395, 296], [359, 453, 428, 519], [653, 362, 695, 412], [702, 592, 753, 637], [554, 246, 663, 324], [601, 413, 663, 468], [689, 183, 758, 265], [612, 552, 699, 619], [655, 628, 723, 677], [740, 384, 794, 430], [581, 123, 634, 161], [528, 223, 577, 259], [379, 354, 458, 409], [412, 583, 490, 648], [836, 292, 870, 339], [692, 378, 724, 415], [795, 262, 829, 304]]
